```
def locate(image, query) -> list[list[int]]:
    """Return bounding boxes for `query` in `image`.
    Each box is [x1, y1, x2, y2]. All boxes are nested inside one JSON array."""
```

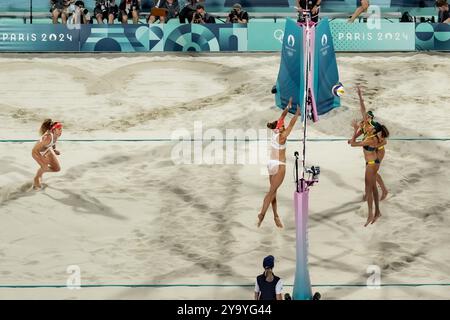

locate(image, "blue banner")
[[0, 25, 79, 52], [314, 19, 340, 116], [330, 21, 416, 51], [275, 18, 304, 111], [416, 23, 450, 51], [80, 25, 149, 52], [248, 21, 285, 51], [1, 22, 449, 52], [163, 24, 247, 52], [149, 25, 164, 52]]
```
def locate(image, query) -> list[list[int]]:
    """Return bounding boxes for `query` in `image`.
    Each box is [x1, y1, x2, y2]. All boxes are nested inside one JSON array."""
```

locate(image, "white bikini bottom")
[[267, 159, 286, 175]]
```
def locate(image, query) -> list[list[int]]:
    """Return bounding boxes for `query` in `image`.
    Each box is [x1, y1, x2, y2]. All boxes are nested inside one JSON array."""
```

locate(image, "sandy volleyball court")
[[0, 53, 449, 299]]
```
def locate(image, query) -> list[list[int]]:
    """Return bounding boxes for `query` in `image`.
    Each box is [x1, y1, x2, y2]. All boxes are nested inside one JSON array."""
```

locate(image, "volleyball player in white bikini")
[[31, 119, 63, 189], [258, 98, 301, 228]]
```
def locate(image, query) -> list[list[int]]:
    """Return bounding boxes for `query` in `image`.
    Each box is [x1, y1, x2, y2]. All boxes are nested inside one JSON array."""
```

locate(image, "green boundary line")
[[1, 138, 449, 143], [0, 283, 449, 289]]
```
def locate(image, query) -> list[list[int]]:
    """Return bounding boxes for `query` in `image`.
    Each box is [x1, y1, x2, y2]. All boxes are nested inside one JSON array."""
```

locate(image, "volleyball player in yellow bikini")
[[351, 86, 389, 201], [349, 124, 382, 226], [349, 87, 390, 225]]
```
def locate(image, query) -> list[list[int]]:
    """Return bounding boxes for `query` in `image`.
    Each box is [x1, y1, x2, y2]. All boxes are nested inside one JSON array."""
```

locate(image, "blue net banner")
[[314, 19, 340, 116], [80, 25, 149, 52], [0, 25, 80, 52], [274, 18, 304, 110], [416, 23, 450, 51]]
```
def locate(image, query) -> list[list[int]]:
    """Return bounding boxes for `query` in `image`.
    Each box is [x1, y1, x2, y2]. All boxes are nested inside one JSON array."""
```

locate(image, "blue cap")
[[263, 255, 275, 269]]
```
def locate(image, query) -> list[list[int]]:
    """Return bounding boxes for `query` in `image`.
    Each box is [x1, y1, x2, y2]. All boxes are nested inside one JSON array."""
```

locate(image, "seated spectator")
[[296, 0, 321, 23], [179, 0, 204, 23], [119, 0, 141, 24], [436, 0, 450, 23], [348, 0, 370, 23], [94, 0, 119, 24], [226, 3, 249, 23], [224, 0, 289, 6], [50, 0, 70, 24], [148, 0, 180, 24], [68, 1, 91, 24], [192, 3, 215, 24]]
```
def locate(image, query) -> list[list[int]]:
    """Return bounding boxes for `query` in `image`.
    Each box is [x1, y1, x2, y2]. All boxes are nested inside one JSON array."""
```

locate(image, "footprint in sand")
[[0, 182, 48, 205]]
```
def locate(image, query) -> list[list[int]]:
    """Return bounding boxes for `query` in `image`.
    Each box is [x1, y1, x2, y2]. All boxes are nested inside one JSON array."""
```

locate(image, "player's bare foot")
[[33, 176, 42, 190], [274, 215, 283, 228], [364, 214, 374, 227], [380, 190, 388, 201], [257, 213, 265, 227], [371, 211, 382, 224]]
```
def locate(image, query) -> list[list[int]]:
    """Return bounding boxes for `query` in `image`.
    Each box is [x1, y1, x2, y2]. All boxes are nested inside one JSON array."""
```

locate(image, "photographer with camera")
[[192, 3, 215, 24], [226, 3, 248, 24], [179, 0, 204, 23], [148, 0, 180, 24], [119, 0, 141, 24], [50, 0, 71, 24], [94, 0, 119, 24], [296, 0, 321, 23], [68, 1, 91, 24]]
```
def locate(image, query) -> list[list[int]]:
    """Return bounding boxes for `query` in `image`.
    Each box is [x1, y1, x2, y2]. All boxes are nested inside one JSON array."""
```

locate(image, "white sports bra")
[[39, 132, 55, 156], [271, 132, 286, 150]]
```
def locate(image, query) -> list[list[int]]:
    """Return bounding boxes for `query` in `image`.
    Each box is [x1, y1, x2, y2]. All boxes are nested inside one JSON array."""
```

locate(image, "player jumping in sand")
[[258, 98, 301, 228], [31, 119, 63, 189], [350, 86, 390, 201]]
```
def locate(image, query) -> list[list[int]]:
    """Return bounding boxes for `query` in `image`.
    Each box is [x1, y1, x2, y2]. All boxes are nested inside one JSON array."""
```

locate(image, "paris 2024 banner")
[[0, 23, 449, 52]]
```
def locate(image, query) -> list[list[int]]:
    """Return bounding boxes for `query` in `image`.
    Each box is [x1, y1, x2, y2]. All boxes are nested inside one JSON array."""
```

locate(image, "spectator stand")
[[0, 10, 408, 24]]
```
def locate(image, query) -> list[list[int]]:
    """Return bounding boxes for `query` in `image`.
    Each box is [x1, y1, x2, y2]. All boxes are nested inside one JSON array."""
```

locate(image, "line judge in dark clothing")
[[254, 255, 283, 300]]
